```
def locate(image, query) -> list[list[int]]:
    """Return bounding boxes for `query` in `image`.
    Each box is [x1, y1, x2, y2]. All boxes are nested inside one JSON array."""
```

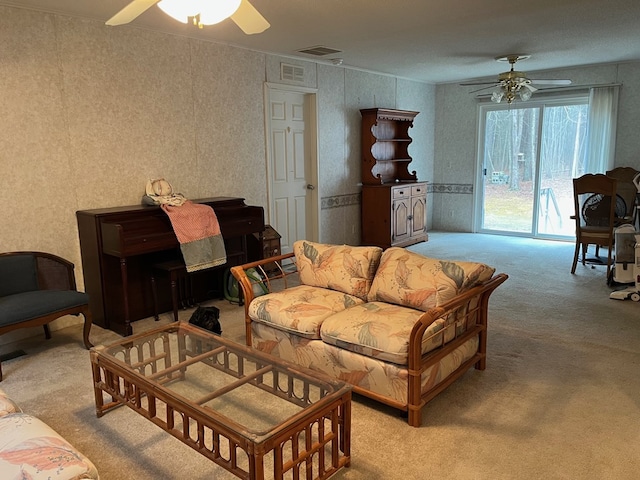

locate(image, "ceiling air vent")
[[281, 63, 305, 82], [297, 45, 342, 57]]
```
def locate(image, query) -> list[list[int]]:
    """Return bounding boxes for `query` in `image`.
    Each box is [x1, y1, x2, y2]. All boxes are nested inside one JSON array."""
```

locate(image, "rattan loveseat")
[[231, 241, 507, 427]]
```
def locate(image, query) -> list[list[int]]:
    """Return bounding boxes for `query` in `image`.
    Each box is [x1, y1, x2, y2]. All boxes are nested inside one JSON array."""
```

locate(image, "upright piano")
[[77, 197, 264, 336]]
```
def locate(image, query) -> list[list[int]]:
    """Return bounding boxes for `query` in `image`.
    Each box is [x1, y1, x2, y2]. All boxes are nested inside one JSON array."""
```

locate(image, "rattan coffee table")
[[90, 322, 351, 479]]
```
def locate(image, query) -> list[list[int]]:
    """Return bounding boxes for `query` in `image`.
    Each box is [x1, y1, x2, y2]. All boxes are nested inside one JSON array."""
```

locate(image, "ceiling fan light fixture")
[[493, 81, 519, 104], [157, 0, 198, 23], [519, 88, 532, 102], [491, 90, 504, 103], [199, 0, 241, 25], [463, 54, 572, 105], [157, 0, 241, 26]]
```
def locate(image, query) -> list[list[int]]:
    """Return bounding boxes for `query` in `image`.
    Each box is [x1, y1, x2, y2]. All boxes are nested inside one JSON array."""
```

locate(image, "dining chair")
[[571, 174, 618, 277], [606, 166, 639, 226]]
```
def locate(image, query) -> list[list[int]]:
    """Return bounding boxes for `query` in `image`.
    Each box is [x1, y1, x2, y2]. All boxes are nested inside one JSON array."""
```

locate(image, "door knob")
[[306, 184, 315, 190]]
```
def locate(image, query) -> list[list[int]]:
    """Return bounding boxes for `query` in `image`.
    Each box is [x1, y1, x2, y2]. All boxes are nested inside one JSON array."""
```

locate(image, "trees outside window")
[[478, 96, 588, 238]]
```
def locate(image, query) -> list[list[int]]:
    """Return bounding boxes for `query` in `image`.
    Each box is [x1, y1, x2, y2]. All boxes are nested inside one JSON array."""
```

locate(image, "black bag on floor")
[[188, 306, 222, 335]]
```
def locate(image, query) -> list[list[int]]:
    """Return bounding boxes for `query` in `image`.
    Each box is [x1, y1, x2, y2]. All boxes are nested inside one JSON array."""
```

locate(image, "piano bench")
[[150, 260, 194, 322]]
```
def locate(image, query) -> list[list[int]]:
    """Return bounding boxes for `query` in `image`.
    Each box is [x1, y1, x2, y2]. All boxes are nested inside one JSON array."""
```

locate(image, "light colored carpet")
[[1, 232, 639, 479]]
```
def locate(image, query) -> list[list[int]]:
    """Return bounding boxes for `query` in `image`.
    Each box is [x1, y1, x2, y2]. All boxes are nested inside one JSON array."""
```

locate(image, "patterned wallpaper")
[[4, 4, 639, 343], [0, 6, 434, 342]]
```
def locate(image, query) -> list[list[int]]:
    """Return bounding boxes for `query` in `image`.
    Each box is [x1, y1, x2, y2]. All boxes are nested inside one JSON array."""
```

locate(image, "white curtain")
[[580, 85, 620, 176]]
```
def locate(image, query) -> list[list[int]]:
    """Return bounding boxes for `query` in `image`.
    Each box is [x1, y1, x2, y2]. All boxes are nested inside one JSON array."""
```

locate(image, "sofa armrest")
[[231, 252, 298, 342], [404, 272, 507, 426], [408, 273, 508, 365]]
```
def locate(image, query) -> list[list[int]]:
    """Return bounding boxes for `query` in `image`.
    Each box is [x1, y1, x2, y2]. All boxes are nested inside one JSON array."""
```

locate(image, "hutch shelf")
[[360, 108, 428, 249]]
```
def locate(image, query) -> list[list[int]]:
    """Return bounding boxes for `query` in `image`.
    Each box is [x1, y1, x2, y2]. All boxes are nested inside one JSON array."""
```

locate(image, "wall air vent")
[[281, 63, 305, 83], [297, 45, 342, 56]]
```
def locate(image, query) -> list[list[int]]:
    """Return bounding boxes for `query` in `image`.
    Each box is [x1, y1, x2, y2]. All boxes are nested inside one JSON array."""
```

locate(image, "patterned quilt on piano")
[[161, 200, 227, 272]]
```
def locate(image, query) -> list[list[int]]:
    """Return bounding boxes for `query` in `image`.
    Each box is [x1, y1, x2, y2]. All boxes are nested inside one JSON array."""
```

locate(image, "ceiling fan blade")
[[230, 0, 270, 34], [468, 84, 500, 94], [530, 79, 572, 86], [460, 81, 499, 86], [106, 0, 159, 26]]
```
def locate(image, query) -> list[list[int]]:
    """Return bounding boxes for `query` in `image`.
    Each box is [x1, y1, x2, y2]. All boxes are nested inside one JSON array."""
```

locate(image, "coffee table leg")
[[90, 348, 125, 417], [249, 453, 265, 480], [340, 394, 351, 466], [90, 351, 106, 417]]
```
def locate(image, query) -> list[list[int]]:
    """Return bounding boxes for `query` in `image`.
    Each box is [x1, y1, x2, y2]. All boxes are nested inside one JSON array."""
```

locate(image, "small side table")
[[249, 225, 281, 274], [150, 259, 193, 322]]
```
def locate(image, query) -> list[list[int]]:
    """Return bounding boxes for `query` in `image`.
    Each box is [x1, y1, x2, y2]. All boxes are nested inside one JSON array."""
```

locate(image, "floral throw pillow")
[[367, 247, 496, 311], [293, 241, 383, 300]]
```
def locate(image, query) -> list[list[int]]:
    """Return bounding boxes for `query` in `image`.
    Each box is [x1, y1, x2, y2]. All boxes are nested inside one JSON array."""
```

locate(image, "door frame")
[[473, 94, 589, 239], [474, 102, 544, 237], [264, 82, 320, 243]]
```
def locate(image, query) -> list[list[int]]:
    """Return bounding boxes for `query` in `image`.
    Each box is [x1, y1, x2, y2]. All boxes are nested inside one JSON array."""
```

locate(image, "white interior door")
[[266, 87, 318, 254]]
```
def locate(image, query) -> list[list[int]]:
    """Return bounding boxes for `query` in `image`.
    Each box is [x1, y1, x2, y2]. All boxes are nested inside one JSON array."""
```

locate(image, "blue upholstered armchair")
[[0, 252, 93, 381]]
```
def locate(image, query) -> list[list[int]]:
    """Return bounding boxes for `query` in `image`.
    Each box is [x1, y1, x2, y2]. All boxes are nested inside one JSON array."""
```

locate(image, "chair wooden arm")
[[230, 253, 298, 345], [408, 273, 508, 368], [405, 272, 508, 426]]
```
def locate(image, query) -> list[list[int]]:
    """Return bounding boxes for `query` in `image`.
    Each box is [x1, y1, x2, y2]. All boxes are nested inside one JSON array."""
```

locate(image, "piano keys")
[[77, 197, 264, 336]]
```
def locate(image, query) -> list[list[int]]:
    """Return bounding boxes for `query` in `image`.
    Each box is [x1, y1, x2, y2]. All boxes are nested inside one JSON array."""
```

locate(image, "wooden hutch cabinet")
[[360, 108, 428, 249]]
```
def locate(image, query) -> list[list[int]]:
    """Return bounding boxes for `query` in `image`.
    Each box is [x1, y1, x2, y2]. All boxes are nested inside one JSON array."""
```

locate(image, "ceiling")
[[3, 0, 640, 84]]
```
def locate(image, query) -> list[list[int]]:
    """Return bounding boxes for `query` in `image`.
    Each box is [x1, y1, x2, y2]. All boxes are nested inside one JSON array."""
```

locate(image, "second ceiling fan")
[[106, 0, 270, 35], [461, 55, 572, 104]]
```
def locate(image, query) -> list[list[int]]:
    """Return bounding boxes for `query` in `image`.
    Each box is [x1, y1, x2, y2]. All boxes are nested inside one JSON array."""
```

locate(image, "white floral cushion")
[[248, 285, 364, 339], [0, 413, 99, 479], [0, 389, 22, 417], [293, 241, 383, 300], [320, 302, 451, 365], [367, 247, 496, 310], [251, 321, 479, 406]]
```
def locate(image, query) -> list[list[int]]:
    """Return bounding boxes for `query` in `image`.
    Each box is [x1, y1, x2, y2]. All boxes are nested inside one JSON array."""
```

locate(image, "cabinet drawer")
[[392, 186, 410, 199], [411, 184, 426, 196]]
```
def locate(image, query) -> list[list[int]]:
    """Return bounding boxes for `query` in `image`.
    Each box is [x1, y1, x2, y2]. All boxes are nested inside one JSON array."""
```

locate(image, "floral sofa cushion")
[[293, 241, 383, 300], [320, 302, 452, 365], [248, 285, 364, 339], [251, 321, 479, 407], [0, 389, 21, 417], [367, 247, 496, 311], [0, 412, 99, 479]]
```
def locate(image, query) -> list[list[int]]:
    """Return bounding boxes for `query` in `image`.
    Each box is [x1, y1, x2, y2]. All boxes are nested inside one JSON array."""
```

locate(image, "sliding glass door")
[[477, 96, 589, 239]]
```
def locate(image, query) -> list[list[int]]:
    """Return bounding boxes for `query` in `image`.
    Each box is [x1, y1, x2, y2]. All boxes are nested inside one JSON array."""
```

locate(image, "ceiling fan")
[[106, 0, 270, 35], [461, 54, 572, 104]]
